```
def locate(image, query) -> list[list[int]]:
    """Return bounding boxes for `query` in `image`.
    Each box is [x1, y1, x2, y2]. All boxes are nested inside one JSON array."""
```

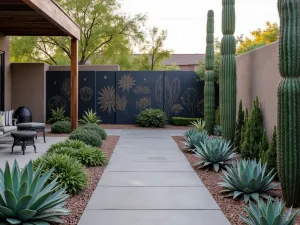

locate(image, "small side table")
[[17, 122, 46, 143], [11, 131, 37, 155]]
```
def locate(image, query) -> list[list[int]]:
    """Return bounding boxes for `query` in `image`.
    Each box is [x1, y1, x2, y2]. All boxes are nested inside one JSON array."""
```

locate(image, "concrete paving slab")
[[105, 129, 124, 136], [98, 171, 204, 187], [86, 187, 219, 210], [113, 146, 182, 154], [0, 136, 67, 169], [167, 129, 189, 136], [78, 210, 231, 225], [109, 153, 186, 162], [106, 161, 193, 172]]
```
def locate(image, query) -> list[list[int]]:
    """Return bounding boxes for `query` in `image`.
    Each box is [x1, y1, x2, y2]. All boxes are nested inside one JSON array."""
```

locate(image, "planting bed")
[[172, 136, 300, 225], [58, 136, 120, 225]]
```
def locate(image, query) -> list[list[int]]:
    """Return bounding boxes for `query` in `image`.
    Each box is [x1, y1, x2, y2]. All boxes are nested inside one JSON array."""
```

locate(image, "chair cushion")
[[0, 115, 5, 127], [0, 126, 17, 133], [17, 122, 45, 128], [11, 131, 37, 138], [0, 110, 14, 126]]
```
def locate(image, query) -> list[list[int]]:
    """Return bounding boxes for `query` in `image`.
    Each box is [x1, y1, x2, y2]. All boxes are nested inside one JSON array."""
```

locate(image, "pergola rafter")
[[0, 0, 80, 130]]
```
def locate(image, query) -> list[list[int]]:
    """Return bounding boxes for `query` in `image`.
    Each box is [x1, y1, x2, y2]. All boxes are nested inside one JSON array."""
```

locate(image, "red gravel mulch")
[[59, 136, 120, 225], [172, 136, 300, 225]]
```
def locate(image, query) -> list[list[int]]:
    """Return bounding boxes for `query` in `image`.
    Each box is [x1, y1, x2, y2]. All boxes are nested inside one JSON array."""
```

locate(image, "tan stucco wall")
[[49, 64, 120, 71], [11, 63, 49, 122], [0, 34, 11, 110], [236, 41, 280, 139]]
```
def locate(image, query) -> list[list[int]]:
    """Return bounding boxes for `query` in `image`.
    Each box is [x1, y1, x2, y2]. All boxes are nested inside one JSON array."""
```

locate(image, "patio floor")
[[78, 129, 230, 225], [0, 135, 67, 170]]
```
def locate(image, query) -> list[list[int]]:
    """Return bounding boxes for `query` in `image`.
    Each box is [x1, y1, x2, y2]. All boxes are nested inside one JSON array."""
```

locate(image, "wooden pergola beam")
[[22, 0, 80, 39], [71, 38, 79, 130]]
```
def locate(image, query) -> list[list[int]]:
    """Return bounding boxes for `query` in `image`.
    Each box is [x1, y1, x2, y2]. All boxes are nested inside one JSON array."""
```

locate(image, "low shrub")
[[241, 197, 299, 225], [0, 160, 70, 224], [79, 123, 107, 140], [51, 146, 106, 167], [136, 108, 168, 128], [47, 107, 70, 124], [69, 128, 102, 147], [51, 120, 71, 133], [33, 153, 88, 194], [219, 159, 277, 203], [172, 117, 200, 126], [183, 129, 209, 152], [193, 138, 236, 172], [48, 139, 87, 153]]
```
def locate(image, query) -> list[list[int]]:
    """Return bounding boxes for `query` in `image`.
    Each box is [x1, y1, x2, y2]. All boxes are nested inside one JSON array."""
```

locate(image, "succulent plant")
[[277, 0, 300, 207], [0, 160, 70, 224], [190, 119, 206, 132], [219, 160, 277, 203], [214, 125, 222, 136], [241, 197, 299, 225], [193, 138, 236, 172], [220, 0, 237, 141], [204, 10, 215, 135], [183, 129, 209, 152]]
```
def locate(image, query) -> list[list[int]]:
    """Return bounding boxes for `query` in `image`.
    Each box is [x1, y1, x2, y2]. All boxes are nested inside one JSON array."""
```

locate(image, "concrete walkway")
[[78, 129, 230, 225]]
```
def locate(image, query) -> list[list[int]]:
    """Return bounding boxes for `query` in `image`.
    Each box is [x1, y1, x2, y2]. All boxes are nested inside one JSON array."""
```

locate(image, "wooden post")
[[71, 38, 78, 130]]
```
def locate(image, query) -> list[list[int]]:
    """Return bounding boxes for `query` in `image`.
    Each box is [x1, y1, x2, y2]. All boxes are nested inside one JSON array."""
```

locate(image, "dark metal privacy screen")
[[46, 71, 218, 124]]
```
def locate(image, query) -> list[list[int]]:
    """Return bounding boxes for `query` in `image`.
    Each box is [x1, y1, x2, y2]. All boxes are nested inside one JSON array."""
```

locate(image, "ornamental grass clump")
[[78, 123, 107, 140], [50, 146, 106, 167], [69, 129, 102, 147], [193, 138, 236, 172], [48, 139, 87, 153], [33, 154, 88, 195], [219, 159, 277, 203], [183, 129, 209, 152], [0, 160, 70, 224], [241, 197, 299, 225]]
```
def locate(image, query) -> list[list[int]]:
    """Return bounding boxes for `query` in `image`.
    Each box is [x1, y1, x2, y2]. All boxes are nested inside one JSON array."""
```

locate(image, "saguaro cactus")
[[220, 0, 236, 142], [204, 10, 215, 135], [277, 0, 300, 207]]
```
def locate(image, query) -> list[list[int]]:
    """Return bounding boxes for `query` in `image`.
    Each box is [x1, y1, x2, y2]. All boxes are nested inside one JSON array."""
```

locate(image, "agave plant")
[[190, 119, 206, 132], [241, 197, 299, 225], [79, 109, 102, 124], [0, 160, 70, 224], [183, 129, 209, 152], [193, 138, 236, 172], [219, 160, 277, 203]]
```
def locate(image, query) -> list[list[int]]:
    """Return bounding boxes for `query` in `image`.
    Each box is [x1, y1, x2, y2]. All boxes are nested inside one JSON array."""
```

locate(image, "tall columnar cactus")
[[204, 10, 215, 135], [220, 0, 237, 142], [277, 0, 300, 207]]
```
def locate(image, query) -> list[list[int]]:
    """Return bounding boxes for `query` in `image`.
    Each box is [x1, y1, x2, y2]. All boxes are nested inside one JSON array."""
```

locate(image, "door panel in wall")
[[164, 71, 204, 119], [46, 71, 70, 121], [95, 71, 116, 124], [78, 71, 96, 119], [115, 71, 163, 124]]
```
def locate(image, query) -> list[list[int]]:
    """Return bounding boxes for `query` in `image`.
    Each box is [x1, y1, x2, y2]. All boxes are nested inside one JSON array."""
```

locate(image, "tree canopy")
[[197, 21, 279, 83], [130, 27, 178, 71], [10, 0, 146, 65], [236, 21, 279, 55]]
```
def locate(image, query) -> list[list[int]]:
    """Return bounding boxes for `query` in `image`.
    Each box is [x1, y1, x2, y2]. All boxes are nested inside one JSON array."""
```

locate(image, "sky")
[[120, 0, 279, 54]]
